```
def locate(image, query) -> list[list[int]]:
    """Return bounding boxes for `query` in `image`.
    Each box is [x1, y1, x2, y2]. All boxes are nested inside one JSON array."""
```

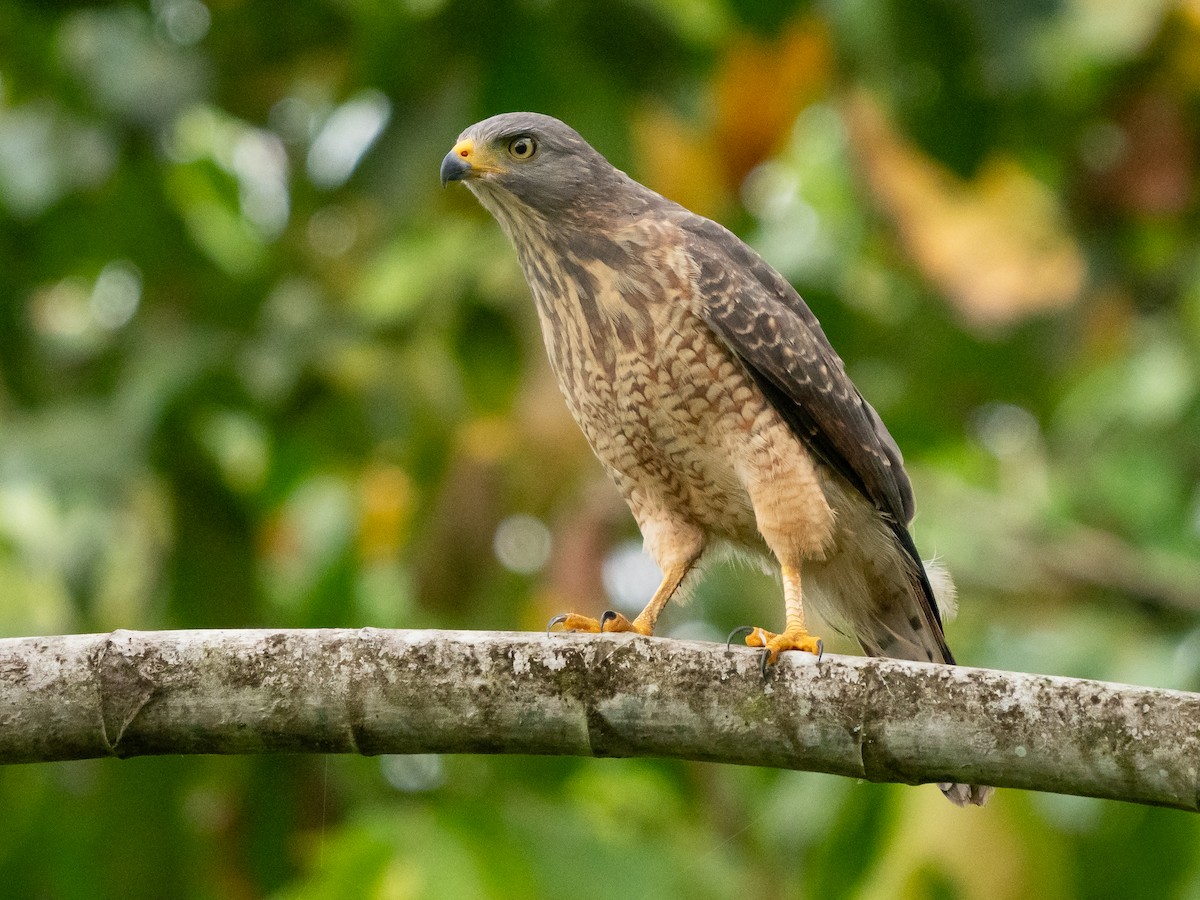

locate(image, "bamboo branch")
[[2, 629, 1196, 811]]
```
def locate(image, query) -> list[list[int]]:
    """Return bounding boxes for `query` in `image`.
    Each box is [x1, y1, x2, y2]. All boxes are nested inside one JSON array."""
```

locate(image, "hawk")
[[441, 112, 990, 806]]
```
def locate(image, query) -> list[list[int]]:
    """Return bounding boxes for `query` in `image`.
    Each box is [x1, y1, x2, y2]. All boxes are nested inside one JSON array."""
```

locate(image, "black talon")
[[726, 625, 755, 649], [547, 614, 569, 635], [815, 639, 824, 662], [599, 610, 619, 631], [759, 648, 771, 678]]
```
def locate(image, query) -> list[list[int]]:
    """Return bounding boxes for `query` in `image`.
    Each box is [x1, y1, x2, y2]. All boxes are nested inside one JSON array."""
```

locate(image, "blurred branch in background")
[[5, 628, 1200, 812]]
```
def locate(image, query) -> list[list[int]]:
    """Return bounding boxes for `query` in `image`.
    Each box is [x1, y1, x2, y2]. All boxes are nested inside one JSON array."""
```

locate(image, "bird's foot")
[[728, 625, 823, 675], [548, 611, 651, 635]]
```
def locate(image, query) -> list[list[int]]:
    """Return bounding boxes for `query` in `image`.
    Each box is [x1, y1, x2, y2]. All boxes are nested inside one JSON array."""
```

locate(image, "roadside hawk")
[[441, 112, 991, 806]]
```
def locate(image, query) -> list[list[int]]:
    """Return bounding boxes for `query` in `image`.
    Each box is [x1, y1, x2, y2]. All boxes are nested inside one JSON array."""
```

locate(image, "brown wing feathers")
[[683, 217, 953, 652]]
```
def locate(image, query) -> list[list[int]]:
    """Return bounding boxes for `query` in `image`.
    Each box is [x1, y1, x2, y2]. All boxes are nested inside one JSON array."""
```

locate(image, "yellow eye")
[[507, 136, 538, 160]]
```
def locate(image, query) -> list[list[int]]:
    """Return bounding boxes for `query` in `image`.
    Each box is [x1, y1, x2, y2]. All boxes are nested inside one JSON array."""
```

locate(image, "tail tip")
[[939, 782, 995, 807]]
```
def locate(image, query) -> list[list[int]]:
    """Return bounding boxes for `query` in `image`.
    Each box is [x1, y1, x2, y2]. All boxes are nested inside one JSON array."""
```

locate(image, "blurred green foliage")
[[2, 0, 1200, 897]]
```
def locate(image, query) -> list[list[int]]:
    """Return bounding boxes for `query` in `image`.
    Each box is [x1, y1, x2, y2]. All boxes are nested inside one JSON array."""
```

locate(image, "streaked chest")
[[517, 221, 792, 533]]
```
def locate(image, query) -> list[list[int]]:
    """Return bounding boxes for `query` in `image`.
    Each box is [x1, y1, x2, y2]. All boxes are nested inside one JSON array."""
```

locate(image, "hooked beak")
[[440, 149, 472, 186], [440, 138, 503, 187]]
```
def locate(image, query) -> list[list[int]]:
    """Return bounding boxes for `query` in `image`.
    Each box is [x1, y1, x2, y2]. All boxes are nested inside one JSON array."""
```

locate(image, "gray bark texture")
[[1, 628, 1196, 810]]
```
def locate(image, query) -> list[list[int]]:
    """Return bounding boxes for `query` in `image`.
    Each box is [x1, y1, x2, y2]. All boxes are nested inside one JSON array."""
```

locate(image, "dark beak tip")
[[440, 151, 472, 188]]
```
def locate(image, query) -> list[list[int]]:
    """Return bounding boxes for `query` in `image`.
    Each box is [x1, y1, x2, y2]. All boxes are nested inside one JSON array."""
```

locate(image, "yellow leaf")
[[845, 91, 1086, 330]]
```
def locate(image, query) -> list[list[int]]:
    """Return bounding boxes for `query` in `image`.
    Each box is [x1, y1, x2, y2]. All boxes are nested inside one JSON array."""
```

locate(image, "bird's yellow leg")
[[737, 563, 823, 666], [549, 559, 692, 636]]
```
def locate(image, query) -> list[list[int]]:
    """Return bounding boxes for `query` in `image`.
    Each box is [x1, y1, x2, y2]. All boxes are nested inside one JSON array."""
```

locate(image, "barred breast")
[[521, 219, 836, 558]]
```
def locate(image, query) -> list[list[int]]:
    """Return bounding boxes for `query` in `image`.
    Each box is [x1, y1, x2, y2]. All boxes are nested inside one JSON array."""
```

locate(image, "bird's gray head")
[[440, 112, 644, 225]]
